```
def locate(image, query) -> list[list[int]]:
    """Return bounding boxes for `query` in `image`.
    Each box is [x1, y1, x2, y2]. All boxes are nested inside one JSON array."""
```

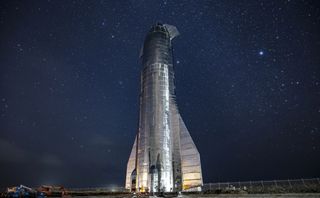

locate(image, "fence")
[[203, 178, 320, 193], [1, 178, 320, 194], [67, 186, 128, 192]]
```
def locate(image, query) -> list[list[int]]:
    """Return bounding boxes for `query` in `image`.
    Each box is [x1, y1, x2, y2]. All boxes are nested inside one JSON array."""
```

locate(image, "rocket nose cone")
[[142, 28, 172, 65], [148, 23, 179, 40], [149, 23, 168, 34]]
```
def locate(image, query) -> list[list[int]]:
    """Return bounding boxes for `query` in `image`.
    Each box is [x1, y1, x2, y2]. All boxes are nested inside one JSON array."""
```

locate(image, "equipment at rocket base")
[[125, 23, 203, 193]]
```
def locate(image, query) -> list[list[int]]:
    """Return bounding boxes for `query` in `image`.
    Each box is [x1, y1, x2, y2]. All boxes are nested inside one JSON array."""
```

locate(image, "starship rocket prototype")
[[125, 23, 203, 193]]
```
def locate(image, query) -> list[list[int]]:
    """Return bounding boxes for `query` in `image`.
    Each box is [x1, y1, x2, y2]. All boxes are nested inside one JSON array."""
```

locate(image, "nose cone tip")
[[156, 22, 163, 26]]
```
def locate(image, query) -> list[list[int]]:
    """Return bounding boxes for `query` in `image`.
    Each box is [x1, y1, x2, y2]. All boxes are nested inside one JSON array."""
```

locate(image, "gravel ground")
[[69, 193, 320, 198]]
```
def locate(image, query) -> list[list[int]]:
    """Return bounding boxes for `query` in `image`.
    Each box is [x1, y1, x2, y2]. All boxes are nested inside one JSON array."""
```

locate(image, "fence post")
[[218, 182, 220, 190], [288, 179, 292, 188], [274, 180, 278, 187], [261, 180, 264, 188], [317, 178, 320, 185], [301, 178, 306, 187]]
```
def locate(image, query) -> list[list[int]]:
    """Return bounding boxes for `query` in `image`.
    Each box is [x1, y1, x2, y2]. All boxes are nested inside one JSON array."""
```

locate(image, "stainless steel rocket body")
[[125, 24, 203, 193], [138, 25, 175, 192]]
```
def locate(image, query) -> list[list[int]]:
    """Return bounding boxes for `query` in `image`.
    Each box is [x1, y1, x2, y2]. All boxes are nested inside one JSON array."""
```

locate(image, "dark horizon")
[[1, 0, 320, 188]]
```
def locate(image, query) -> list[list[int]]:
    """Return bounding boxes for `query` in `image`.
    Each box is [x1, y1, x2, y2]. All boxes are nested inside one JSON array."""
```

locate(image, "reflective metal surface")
[[126, 23, 202, 193]]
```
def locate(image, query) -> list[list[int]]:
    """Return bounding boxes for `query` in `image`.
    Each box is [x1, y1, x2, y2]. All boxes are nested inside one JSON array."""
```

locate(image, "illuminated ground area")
[[178, 194, 320, 197], [69, 193, 320, 198]]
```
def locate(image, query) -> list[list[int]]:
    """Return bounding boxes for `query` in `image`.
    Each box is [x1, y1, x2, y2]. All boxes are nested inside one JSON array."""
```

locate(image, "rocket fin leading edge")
[[125, 136, 137, 190], [179, 115, 203, 191]]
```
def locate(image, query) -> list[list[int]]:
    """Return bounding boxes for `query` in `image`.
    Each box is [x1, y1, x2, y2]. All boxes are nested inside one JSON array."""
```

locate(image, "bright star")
[[259, 50, 264, 56]]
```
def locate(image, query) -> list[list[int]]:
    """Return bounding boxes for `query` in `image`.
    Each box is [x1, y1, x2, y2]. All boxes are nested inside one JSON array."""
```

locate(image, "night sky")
[[1, 0, 320, 188]]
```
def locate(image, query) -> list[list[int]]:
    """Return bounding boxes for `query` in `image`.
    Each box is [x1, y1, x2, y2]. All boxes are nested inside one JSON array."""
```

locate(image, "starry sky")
[[1, 0, 320, 188]]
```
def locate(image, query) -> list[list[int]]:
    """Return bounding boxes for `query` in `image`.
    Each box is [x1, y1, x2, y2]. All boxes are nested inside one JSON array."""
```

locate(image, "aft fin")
[[179, 115, 203, 191], [164, 24, 180, 40], [125, 136, 137, 190]]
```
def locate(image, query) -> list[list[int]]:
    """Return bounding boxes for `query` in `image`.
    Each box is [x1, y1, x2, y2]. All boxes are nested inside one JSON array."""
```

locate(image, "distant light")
[[176, 60, 180, 64], [259, 51, 264, 56], [107, 184, 119, 192]]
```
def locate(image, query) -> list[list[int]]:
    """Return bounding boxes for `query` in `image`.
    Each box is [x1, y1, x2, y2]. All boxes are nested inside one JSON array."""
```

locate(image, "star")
[[259, 50, 264, 56]]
